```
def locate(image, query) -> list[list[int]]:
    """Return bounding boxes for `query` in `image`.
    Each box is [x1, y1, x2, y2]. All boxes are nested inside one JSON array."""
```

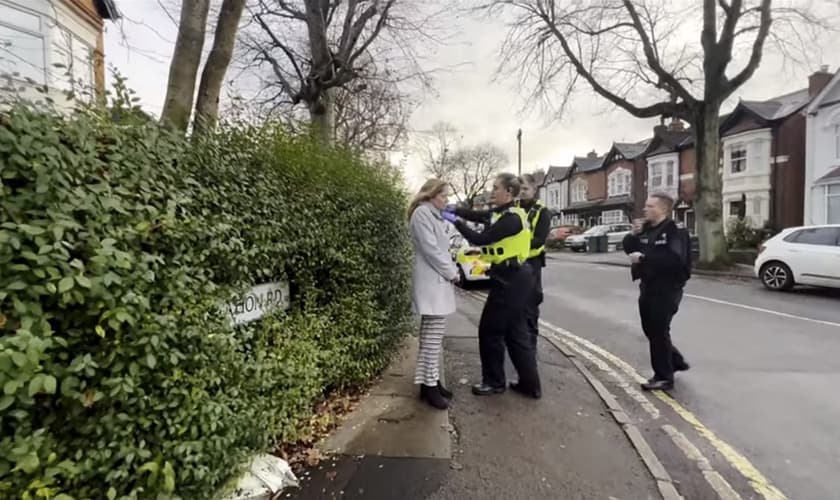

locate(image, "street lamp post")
[[517, 128, 522, 176]]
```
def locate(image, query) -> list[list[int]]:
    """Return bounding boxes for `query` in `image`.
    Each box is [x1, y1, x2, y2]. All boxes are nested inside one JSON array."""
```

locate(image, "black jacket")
[[622, 219, 690, 292]]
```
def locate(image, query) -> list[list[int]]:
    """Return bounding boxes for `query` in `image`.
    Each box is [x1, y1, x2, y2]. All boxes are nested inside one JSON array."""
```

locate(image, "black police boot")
[[640, 378, 674, 391], [674, 361, 691, 372], [509, 381, 542, 399], [471, 383, 506, 396], [420, 384, 449, 410], [437, 380, 453, 399]]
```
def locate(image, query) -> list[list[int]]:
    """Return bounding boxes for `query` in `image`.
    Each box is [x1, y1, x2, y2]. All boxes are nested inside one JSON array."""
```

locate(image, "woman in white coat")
[[407, 179, 459, 410]]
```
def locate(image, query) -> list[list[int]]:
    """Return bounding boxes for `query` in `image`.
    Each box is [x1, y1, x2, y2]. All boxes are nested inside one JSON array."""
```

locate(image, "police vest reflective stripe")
[[526, 200, 546, 259], [481, 207, 531, 265]]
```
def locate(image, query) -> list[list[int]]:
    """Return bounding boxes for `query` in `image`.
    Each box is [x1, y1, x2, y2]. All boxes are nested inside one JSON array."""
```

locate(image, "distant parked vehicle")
[[754, 225, 840, 291], [548, 225, 583, 241], [449, 233, 490, 284], [565, 223, 633, 252]]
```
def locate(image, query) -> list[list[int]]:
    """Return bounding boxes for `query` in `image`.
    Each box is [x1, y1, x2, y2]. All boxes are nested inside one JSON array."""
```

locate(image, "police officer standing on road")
[[622, 193, 691, 391], [443, 173, 542, 399], [518, 174, 550, 351]]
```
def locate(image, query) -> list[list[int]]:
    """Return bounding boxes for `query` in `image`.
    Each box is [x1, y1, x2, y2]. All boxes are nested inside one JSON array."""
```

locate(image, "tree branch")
[[723, 0, 772, 95]]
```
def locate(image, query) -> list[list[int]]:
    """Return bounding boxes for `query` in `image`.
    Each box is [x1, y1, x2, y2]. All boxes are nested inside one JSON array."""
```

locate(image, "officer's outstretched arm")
[[454, 213, 522, 246], [454, 207, 492, 224]]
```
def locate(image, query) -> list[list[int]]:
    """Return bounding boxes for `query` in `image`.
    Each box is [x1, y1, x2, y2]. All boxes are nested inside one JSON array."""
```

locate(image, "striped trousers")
[[414, 315, 446, 386]]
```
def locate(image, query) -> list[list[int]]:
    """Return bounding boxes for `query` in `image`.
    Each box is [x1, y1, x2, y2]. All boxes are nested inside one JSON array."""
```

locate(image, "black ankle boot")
[[420, 384, 449, 410], [437, 380, 453, 399]]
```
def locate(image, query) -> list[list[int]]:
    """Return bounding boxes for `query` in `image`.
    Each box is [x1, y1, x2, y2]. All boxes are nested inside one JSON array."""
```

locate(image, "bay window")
[[608, 168, 632, 197], [730, 146, 747, 173], [828, 184, 840, 225], [572, 180, 587, 203]]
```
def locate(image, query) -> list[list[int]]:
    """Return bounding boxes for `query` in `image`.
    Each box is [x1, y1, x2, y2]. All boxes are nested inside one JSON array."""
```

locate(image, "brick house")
[[601, 140, 649, 223], [642, 121, 696, 232], [563, 151, 607, 227], [718, 79, 824, 230], [539, 165, 573, 226], [0, 0, 119, 106]]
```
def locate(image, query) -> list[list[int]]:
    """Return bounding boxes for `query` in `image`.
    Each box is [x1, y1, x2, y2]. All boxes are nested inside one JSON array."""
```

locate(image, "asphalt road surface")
[[538, 256, 840, 500]]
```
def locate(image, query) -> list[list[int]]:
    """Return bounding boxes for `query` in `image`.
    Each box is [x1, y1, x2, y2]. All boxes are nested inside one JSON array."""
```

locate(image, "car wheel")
[[760, 261, 794, 291]]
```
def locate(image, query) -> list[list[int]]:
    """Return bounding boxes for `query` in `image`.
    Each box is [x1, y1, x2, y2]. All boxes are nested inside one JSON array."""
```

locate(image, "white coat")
[[409, 202, 458, 316]]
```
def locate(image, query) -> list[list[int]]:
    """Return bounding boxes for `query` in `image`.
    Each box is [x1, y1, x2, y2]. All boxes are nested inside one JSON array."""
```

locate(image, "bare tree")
[[479, 0, 831, 265], [160, 0, 211, 131], [421, 121, 462, 182], [244, 0, 436, 143], [333, 77, 417, 154], [450, 143, 508, 206], [194, 0, 248, 134]]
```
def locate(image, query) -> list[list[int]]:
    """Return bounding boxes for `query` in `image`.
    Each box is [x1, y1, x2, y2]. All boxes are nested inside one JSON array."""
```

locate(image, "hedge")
[[0, 90, 412, 498]]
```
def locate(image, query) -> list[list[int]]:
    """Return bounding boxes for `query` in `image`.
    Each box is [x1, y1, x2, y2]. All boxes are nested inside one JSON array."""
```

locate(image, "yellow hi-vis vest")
[[525, 200, 546, 259], [481, 207, 531, 265]]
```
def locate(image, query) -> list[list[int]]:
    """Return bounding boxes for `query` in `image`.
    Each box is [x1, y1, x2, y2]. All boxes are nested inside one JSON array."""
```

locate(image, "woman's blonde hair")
[[407, 178, 448, 219]]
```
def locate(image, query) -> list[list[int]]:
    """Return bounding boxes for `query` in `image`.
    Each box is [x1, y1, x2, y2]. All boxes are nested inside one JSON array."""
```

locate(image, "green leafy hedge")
[[0, 93, 411, 498]]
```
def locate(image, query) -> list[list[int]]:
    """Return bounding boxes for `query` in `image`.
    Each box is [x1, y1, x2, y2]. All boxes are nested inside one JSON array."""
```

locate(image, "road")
[[536, 256, 840, 500]]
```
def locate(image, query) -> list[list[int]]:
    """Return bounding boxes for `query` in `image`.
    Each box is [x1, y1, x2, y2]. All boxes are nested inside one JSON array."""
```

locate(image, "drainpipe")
[[770, 125, 779, 230]]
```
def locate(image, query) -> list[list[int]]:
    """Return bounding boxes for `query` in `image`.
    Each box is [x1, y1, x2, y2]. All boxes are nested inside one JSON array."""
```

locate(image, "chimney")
[[587, 150, 597, 159], [668, 118, 685, 132], [809, 65, 832, 98]]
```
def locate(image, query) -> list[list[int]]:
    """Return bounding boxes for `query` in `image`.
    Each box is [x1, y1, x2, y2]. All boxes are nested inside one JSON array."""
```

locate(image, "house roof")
[[572, 154, 606, 173], [544, 165, 572, 184], [815, 166, 840, 185], [645, 127, 693, 156], [721, 88, 810, 134], [807, 69, 840, 114], [532, 170, 546, 186], [94, 0, 121, 19], [613, 141, 650, 159]]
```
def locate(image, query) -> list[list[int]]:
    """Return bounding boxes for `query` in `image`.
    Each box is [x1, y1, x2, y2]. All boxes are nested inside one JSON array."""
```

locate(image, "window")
[[730, 146, 747, 173], [729, 200, 745, 218], [752, 198, 762, 216], [608, 168, 632, 197], [601, 210, 625, 224], [0, 4, 45, 83], [835, 124, 840, 160], [785, 227, 840, 246], [650, 164, 663, 189], [572, 180, 587, 203], [666, 160, 675, 186], [828, 184, 840, 225]]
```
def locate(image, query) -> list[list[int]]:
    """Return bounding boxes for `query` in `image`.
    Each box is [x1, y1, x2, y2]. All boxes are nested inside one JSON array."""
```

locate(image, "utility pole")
[[517, 128, 522, 175]]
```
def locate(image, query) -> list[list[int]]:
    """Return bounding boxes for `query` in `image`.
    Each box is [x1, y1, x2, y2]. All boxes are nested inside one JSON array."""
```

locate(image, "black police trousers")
[[638, 288, 686, 382], [478, 263, 541, 391], [524, 259, 544, 350]]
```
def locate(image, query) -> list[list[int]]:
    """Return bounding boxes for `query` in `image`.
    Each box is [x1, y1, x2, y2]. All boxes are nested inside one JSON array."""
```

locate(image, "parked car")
[[565, 223, 634, 252], [449, 233, 490, 284], [754, 225, 840, 291], [548, 225, 583, 241]]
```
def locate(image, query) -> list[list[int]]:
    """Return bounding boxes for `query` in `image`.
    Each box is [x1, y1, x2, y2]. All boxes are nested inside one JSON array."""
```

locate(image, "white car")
[[448, 233, 490, 283], [754, 225, 840, 291], [565, 223, 633, 252]]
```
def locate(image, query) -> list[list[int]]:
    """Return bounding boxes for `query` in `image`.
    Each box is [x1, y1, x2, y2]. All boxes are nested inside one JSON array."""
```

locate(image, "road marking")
[[685, 294, 840, 328], [535, 317, 788, 500], [663, 424, 742, 500]]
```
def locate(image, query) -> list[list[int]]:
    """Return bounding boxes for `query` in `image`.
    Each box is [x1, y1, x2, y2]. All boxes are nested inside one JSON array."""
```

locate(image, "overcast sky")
[[104, 1, 840, 191]]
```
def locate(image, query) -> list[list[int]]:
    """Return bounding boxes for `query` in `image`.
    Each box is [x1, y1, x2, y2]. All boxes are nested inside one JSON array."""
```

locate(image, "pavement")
[[285, 257, 840, 500], [285, 295, 662, 500]]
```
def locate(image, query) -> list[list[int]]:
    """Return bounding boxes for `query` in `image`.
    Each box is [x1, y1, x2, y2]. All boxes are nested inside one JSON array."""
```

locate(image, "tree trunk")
[[193, 0, 246, 135], [309, 88, 336, 143], [693, 103, 729, 267], [160, 0, 211, 132]]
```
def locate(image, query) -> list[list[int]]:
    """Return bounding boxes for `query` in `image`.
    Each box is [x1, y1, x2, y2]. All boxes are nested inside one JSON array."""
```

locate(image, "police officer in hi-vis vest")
[[517, 174, 550, 351], [442, 173, 542, 399]]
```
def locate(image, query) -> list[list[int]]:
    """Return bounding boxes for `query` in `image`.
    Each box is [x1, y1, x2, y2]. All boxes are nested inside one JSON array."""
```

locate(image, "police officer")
[[518, 174, 550, 350], [443, 173, 542, 399], [622, 193, 691, 391]]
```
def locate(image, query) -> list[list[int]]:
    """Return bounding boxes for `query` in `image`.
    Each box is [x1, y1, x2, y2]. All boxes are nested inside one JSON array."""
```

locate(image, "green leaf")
[[0, 395, 14, 411], [11, 352, 26, 367], [107, 487, 117, 500], [6, 281, 27, 290], [43, 375, 57, 395], [16, 453, 39, 473], [4, 380, 20, 395], [58, 277, 74, 293], [75, 275, 91, 288], [95, 325, 106, 338], [162, 461, 176, 493], [28, 375, 43, 397], [146, 353, 156, 369], [19, 224, 46, 236], [138, 461, 159, 474]]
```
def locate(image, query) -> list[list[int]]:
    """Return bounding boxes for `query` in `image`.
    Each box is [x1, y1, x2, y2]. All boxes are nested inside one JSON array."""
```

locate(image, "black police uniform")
[[454, 204, 542, 397], [520, 199, 551, 350], [622, 219, 691, 384]]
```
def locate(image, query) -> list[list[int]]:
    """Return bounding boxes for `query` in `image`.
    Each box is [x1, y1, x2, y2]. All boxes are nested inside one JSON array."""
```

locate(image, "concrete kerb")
[[542, 334, 683, 500]]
